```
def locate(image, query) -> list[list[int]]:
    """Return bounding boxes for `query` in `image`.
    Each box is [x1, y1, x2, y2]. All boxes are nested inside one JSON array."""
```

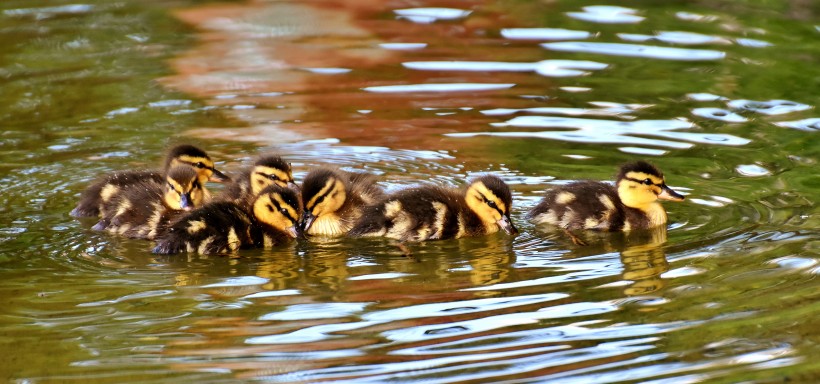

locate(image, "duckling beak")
[[497, 215, 519, 236], [180, 193, 194, 211], [658, 184, 685, 201], [209, 168, 230, 183], [285, 225, 298, 239], [298, 211, 316, 235]]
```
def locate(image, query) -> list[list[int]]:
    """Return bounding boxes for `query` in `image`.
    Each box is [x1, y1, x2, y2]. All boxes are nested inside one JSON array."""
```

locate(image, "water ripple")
[[501, 28, 593, 41], [543, 42, 726, 61], [394, 8, 471, 24], [567, 6, 645, 24], [447, 116, 751, 149]]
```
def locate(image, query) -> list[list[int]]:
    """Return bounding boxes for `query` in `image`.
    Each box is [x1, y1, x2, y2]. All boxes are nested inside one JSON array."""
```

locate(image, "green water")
[[1, 0, 818, 382]]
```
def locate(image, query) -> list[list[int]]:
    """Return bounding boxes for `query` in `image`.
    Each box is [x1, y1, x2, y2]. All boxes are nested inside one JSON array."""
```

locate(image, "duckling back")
[[349, 186, 467, 241], [71, 170, 163, 217], [350, 175, 517, 241]]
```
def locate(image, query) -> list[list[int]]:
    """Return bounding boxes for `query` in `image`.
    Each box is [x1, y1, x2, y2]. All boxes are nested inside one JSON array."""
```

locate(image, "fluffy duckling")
[[527, 161, 684, 245], [349, 175, 518, 242], [94, 165, 206, 240], [299, 168, 384, 236], [71, 144, 228, 218], [152, 184, 301, 255], [219, 154, 296, 202]]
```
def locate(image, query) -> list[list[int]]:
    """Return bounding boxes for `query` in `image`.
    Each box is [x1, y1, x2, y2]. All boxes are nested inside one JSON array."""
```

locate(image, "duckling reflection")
[[619, 225, 670, 296]]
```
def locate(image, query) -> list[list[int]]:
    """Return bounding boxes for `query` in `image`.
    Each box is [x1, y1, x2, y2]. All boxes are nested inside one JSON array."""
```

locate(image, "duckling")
[[152, 184, 301, 255], [527, 161, 684, 245], [299, 168, 384, 236], [219, 154, 296, 202], [71, 144, 228, 218], [94, 165, 206, 240], [349, 175, 519, 242]]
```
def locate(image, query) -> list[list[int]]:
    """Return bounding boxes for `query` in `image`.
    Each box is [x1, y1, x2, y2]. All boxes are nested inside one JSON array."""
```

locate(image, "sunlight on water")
[[542, 42, 727, 61]]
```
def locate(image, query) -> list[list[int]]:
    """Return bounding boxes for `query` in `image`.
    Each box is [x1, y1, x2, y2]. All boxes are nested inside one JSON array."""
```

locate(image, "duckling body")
[[95, 165, 206, 240], [219, 154, 296, 202], [153, 184, 301, 255], [299, 168, 384, 236], [349, 175, 518, 241], [527, 161, 684, 244], [71, 144, 228, 218]]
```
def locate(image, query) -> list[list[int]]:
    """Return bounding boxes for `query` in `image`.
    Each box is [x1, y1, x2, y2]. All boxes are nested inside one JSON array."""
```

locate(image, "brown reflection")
[[159, 0, 534, 156], [619, 226, 670, 296]]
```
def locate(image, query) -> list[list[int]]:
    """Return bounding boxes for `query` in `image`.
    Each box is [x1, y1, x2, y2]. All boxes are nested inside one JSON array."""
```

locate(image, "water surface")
[[0, 0, 818, 382]]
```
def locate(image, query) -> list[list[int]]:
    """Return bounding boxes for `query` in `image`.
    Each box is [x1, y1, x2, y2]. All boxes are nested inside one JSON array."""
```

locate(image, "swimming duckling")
[[219, 154, 296, 202], [527, 161, 684, 245], [152, 184, 301, 255], [349, 175, 519, 242], [299, 168, 384, 236], [94, 165, 206, 240], [71, 144, 228, 218]]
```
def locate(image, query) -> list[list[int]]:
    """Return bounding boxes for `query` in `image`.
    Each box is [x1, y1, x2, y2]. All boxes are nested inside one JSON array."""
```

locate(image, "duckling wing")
[[346, 171, 385, 204], [99, 180, 164, 236], [71, 170, 162, 217], [154, 202, 252, 255], [350, 187, 460, 241], [216, 168, 252, 202], [528, 181, 625, 231]]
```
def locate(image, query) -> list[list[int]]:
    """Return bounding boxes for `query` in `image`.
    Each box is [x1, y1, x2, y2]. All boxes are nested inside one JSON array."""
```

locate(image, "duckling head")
[[465, 175, 519, 235], [298, 169, 347, 234], [249, 155, 297, 195], [163, 165, 205, 211], [616, 161, 685, 210], [252, 184, 301, 238], [166, 144, 230, 184]]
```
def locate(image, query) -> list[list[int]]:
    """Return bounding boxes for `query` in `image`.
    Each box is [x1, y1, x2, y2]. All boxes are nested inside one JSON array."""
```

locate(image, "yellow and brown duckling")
[[298, 168, 384, 236], [349, 175, 519, 242], [71, 144, 229, 218], [527, 161, 685, 245], [152, 184, 301, 255], [219, 154, 296, 202], [93, 165, 206, 240]]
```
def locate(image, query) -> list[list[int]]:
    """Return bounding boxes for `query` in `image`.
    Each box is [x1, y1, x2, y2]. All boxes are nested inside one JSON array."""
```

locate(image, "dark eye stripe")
[[179, 160, 215, 172], [476, 191, 504, 215], [268, 198, 296, 222]]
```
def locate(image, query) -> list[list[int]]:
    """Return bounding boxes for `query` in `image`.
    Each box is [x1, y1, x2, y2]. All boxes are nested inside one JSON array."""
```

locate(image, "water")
[[1, 0, 818, 382]]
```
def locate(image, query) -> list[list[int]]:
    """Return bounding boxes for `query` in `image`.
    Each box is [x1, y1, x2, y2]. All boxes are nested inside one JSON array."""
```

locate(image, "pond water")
[[1, 0, 818, 382]]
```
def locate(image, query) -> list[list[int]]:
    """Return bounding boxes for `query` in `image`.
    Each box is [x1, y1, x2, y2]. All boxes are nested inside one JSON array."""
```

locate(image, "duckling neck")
[[625, 202, 667, 229], [307, 214, 347, 236]]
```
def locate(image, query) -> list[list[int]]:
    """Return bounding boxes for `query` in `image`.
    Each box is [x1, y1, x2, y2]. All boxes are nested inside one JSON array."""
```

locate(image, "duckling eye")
[[266, 174, 281, 181], [487, 200, 498, 209], [279, 207, 289, 216], [642, 178, 654, 186], [195, 162, 206, 169]]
